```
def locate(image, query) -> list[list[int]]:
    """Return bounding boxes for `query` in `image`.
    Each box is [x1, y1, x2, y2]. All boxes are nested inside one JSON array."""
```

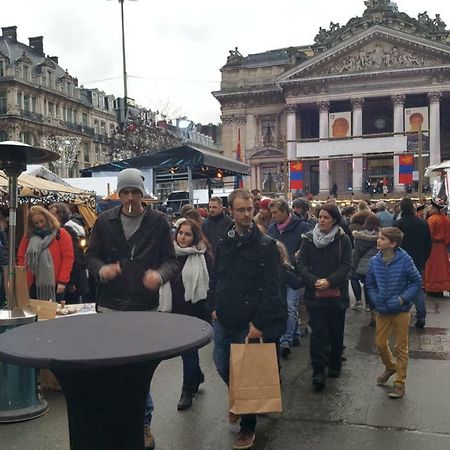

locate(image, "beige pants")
[[375, 312, 410, 386]]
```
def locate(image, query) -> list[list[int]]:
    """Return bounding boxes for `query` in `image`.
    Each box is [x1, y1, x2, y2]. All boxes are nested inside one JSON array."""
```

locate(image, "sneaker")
[[312, 371, 325, 391], [377, 369, 396, 385], [228, 411, 240, 424], [352, 301, 363, 310], [280, 345, 291, 359], [233, 429, 255, 449], [415, 320, 425, 329], [388, 383, 405, 398], [144, 425, 155, 450]]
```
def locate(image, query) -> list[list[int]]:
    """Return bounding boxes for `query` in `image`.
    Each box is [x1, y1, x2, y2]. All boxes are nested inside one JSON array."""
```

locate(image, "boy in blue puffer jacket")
[[366, 227, 421, 399]]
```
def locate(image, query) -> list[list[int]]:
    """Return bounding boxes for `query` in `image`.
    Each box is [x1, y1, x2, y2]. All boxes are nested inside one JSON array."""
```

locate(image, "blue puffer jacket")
[[366, 248, 422, 315]]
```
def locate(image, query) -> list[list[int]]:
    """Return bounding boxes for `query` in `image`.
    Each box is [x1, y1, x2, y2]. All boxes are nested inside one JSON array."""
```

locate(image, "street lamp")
[[108, 0, 137, 124]]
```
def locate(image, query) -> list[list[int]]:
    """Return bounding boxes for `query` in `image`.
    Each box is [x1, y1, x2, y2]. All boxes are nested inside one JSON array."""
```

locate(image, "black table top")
[[0, 312, 213, 370]]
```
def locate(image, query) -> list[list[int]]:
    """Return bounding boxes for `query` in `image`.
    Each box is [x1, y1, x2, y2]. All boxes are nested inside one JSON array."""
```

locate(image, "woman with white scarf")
[[18, 206, 74, 301], [159, 218, 212, 411], [298, 203, 352, 392]]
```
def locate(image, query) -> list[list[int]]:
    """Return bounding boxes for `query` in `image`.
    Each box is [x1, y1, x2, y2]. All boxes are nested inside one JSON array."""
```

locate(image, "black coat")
[[0, 229, 8, 267], [207, 224, 281, 331], [201, 213, 233, 255], [297, 229, 352, 309], [87, 205, 177, 311], [393, 212, 432, 271]]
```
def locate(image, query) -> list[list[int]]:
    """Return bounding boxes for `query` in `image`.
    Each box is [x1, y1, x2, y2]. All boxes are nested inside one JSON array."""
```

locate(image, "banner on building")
[[404, 107, 429, 133], [399, 154, 414, 184], [289, 161, 304, 191], [329, 112, 352, 138]]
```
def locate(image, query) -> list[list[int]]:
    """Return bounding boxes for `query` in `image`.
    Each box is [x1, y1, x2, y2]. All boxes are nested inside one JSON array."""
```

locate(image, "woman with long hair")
[[298, 203, 352, 391], [159, 218, 213, 410], [17, 205, 74, 301]]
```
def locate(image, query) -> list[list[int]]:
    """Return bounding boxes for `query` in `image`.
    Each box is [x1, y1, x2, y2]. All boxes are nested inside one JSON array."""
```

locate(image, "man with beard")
[[202, 196, 233, 255]]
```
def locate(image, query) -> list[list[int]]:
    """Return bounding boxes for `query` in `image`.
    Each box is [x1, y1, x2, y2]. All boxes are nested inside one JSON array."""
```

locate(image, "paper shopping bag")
[[229, 341, 282, 415]]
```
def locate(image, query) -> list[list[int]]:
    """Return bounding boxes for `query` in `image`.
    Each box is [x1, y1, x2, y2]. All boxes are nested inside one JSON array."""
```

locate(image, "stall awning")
[[80, 145, 250, 179]]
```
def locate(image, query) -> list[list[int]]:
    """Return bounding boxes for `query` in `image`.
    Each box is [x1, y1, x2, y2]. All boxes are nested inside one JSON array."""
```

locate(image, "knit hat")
[[117, 168, 146, 196], [292, 198, 309, 211], [260, 198, 272, 210]]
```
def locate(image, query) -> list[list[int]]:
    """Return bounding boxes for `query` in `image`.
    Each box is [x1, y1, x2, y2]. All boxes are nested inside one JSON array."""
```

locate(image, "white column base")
[[319, 159, 330, 194], [393, 155, 404, 192], [352, 157, 363, 193]]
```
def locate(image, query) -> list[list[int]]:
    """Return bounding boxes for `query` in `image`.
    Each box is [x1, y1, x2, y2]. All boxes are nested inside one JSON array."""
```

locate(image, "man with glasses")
[[208, 189, 281, 450]]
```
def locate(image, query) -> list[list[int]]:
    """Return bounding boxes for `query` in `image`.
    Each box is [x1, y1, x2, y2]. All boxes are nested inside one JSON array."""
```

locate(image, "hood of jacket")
[[352, 229, 378, 242], [373, 247, 409, 265]]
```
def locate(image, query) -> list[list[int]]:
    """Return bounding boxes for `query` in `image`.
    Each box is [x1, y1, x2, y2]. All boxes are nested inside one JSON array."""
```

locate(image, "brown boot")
[[377, 369, 396, 385], [144, 425, 155, 450], [233, 429, 256, 449], [389, 383, 405, 398]]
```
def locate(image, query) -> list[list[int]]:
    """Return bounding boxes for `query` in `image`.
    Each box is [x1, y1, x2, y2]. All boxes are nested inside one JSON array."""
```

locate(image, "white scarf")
[[312, 224, 339, 248], [159, 242, 209, 312]]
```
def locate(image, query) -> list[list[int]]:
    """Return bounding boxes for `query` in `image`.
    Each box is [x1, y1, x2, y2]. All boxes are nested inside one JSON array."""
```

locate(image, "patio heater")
[[0, 141, 59, 422]]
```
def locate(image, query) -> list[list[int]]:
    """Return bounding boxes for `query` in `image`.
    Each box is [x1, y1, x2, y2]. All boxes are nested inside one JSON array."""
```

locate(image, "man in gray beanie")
[[87, 167, 177, 450]]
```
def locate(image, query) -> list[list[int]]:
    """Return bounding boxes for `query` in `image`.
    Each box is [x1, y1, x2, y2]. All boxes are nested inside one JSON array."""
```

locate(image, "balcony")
[[296, 134, 408, 159], [19, 110, 44, 122]]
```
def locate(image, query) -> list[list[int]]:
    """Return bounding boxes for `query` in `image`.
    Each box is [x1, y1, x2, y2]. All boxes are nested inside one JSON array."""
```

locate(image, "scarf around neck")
[[25, 229, 58, 300], [312, 224, 339, 248], [159, 242, 209, 312], [277, 213, 292, 233]]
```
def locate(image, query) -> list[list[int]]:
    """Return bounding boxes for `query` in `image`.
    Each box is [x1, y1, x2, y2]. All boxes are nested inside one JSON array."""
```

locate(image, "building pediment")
[[15, 51, 32, 66], [279, 26, 450, 84], [249, 145, 284, 159]]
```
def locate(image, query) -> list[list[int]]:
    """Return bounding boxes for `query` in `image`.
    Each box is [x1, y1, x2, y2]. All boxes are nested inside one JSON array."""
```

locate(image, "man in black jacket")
[[208, 189, 281, 450], [393, 197, 432, 328], [201, 196, 233, 255], [86, 168, 177, 450]]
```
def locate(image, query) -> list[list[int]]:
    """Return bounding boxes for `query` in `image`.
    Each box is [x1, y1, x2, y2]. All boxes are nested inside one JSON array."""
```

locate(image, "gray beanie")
[[117, 168, 146, 196]]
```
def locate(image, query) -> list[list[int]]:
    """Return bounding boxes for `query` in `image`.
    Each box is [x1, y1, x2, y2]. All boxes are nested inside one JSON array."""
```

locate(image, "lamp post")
[[109, 0, 137, 124]]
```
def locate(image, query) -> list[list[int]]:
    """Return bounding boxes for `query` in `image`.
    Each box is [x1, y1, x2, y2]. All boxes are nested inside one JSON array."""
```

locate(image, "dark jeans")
[[308, 307, 346, 374], [213, 320, 280, 433], [181, 351, 202, 387], [350, 278, 362, 302], [414, 269, 427, 322]]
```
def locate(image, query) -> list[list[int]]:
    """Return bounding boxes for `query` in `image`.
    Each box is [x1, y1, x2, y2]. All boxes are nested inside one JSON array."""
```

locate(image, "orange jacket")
[[17, 227, 75, 287]]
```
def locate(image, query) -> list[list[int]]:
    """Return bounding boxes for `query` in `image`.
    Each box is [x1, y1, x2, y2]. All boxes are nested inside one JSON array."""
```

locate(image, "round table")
[[0, 312, 213, 450]]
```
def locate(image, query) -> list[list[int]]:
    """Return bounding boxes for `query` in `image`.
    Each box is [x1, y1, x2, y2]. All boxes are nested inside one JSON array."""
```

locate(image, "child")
[[366, 227, 421, 399]]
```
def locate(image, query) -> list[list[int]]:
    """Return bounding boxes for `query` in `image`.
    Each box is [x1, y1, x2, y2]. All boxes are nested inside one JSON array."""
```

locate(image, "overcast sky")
[[3, 0, 450, 124]]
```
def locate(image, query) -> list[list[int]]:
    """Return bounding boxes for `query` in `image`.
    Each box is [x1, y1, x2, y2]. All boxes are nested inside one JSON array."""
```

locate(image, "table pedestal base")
[[53, 361, 160, 450]]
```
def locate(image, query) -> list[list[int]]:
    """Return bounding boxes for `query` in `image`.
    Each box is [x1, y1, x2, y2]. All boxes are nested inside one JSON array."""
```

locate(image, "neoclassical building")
[[214, 1, 450, 196], [0, 26, 117, 177]]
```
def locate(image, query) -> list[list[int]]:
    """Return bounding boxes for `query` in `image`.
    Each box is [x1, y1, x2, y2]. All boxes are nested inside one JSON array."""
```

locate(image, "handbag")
[[315, 287, 341, 298], [229, 338, 282, 415]]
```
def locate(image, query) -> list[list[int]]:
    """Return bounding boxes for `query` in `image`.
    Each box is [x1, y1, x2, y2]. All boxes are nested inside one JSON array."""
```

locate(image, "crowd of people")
[[0, 167, 449, 450]]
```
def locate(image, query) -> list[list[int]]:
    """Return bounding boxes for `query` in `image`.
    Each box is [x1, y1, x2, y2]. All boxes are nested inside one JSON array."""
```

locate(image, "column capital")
[[428, 92, 442, 104], [351, 98, 365, 109], [317, 101, 330, 113], [284, 104, 297, 114], [391, 94, 406, 106], [235, 115, 246, 124], [220, 116, 233, 125]]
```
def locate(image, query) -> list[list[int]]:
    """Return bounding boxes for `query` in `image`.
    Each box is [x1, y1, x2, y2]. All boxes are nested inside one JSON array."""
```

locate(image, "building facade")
[[0, 26, 117, 177], [214, 1, 450, 196]]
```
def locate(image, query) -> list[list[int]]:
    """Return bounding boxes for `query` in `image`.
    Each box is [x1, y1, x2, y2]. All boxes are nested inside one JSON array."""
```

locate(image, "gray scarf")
[[25, 230, 57, 300], [159, 242, 209, 312], [312, 224, 339, 248]]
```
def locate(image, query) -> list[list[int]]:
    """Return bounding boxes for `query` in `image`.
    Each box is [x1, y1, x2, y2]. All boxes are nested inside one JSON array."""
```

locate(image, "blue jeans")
[[414, 270, 427, 323], [280, 287, 301, 347], [213, 320, 257, 432]]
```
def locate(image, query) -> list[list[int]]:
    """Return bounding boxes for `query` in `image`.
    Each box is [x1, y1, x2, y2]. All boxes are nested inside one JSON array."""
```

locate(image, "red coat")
[[424, 214, 450, 292], [17, 228, 75, 287]]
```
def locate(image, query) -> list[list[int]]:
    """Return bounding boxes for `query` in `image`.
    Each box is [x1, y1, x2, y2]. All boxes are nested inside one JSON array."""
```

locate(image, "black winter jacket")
[[393, 212, 432, 271], [207, 224, 281, 331], [201, 213, 233, 255], [268, 213, 309, 263], [86, 205, 177, 311], [298, 228, 352, 309]]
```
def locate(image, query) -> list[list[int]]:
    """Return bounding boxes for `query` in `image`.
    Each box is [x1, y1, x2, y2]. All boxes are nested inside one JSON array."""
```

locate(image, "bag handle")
[[244, 337, 263, 344]]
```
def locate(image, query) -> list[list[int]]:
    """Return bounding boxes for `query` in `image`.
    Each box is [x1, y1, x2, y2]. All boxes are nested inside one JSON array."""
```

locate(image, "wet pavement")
[[1, 295, 450, 449]]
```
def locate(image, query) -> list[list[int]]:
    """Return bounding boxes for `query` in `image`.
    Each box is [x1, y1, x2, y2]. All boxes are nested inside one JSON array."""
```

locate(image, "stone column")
[[351, 98, 364, 193], [392, 94, 405, 192], [428, 92, 442, 166], [245, 113, 257, 155], [285, 104, 297, 160], [318, 101, 330, 194]]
